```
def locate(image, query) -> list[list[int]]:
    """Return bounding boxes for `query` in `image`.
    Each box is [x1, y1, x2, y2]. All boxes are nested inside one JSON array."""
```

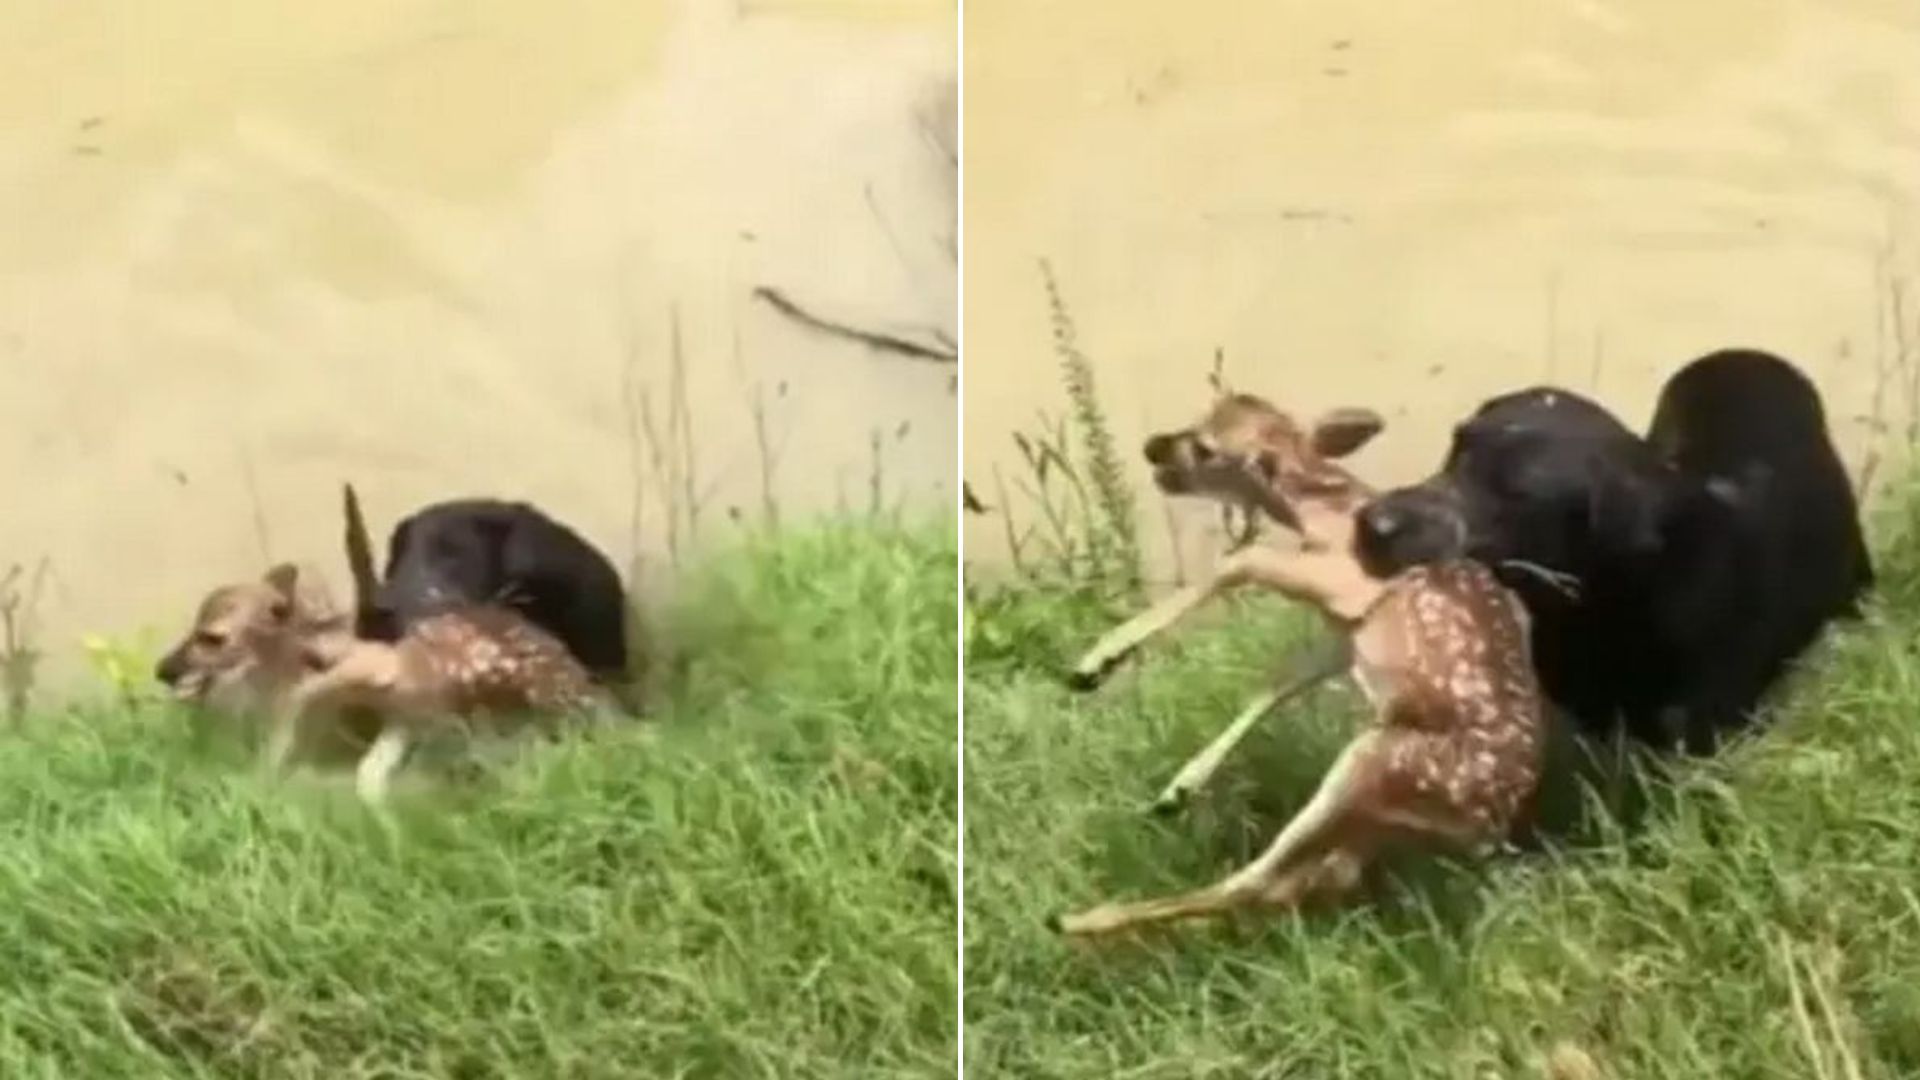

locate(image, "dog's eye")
[[193, 630, 228, 649]]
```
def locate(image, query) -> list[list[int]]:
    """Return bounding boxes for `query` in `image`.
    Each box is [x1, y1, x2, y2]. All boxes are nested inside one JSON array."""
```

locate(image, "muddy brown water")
[[0, 0, 956, 694], [964, 0, 1920, 586]]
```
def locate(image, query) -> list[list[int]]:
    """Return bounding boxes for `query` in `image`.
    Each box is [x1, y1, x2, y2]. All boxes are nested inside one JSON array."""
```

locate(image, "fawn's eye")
[[1190, 440, 1217, 462], [194, 630, 228, 649]]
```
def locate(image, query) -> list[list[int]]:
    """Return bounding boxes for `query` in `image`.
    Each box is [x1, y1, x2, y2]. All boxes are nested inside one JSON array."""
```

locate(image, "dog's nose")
[[154, 651, 183, 687], [1359, 505, 1399, 542], [1143, 434, 1175, 465]]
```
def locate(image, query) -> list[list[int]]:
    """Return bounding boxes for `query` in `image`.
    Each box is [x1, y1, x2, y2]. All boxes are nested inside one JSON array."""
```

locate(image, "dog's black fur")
[[1354, 349, 1871, 752], [344, 486, 631, 686]]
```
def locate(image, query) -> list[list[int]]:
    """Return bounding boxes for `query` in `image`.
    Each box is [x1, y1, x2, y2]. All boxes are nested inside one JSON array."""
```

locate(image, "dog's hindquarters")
[[1645, 350, 1874, 745], [372, 498, 633, 689]]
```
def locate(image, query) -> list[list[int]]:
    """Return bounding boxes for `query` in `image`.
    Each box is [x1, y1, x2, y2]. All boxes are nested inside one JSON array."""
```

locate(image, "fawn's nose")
[[1142, 434, 1176, 466]]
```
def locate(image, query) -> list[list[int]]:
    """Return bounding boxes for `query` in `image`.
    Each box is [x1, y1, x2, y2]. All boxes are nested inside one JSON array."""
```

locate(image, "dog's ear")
[[262, 563, 301, 622], [1586, 463, 1671, 558], [1309, 408, 1385, 459]]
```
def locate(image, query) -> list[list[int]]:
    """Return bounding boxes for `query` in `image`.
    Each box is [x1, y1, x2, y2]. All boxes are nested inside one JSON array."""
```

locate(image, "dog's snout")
[[1354, 485, 1471, 578], [1360, 505, 1400, 540]]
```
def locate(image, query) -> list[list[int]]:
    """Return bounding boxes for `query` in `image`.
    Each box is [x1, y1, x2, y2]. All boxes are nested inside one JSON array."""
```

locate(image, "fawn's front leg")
[[263, 703, 302, 777], [1068, 545, 1370, 690], [263, 672, 347, 776]]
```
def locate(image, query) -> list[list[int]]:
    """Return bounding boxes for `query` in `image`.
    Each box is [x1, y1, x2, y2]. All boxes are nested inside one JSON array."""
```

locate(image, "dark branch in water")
[[751, 286, 957, 364], [962, 482, 990, 515]]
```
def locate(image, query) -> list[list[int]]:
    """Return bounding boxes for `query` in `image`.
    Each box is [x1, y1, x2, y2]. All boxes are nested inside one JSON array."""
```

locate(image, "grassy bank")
[[0, 520, 957, 1079], [965, 491, 1920, 1079]]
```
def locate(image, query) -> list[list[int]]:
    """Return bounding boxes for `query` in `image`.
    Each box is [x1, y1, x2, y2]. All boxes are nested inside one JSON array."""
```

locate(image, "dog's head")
[[365, 501, 533, 637], [154, 563, 344, 712], [1354, 387, 1679, 582], [1141, 393, 1384, 530]]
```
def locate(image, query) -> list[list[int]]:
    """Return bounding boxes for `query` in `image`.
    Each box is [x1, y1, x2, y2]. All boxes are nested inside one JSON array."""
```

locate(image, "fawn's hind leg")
[[1152, 634, 1350, 814], [1053, 732, 1389, 937], [355, 723, 416, 805]]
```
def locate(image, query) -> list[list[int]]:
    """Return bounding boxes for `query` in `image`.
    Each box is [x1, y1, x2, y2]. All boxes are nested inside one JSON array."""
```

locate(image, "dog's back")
[[347, 490, 632, 686], [1649, 348, 1872, 594], [1648, 349, 1834, 473], [1646, 350, 1874, 699]]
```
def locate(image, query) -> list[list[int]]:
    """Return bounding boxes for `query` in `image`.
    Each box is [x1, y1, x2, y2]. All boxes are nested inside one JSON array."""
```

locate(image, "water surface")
[[965, 0, 1919, 579], [0, 0, 956, 688]]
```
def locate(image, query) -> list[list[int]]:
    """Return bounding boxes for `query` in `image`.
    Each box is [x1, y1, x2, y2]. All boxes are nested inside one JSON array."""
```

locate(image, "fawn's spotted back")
[[1353, 559, 1545, 840], [400, 607, 605, 715]]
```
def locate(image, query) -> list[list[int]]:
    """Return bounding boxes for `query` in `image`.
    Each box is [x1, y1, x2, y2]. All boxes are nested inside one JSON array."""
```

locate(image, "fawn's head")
[[154, 563, 345, 713], [1141, 393, 1385, 532]]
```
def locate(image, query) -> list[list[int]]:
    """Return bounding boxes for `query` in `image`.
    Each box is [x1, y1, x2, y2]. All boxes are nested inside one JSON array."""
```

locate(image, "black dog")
[[1354, 349, 1871, 752], [344, 486, 632, 687]]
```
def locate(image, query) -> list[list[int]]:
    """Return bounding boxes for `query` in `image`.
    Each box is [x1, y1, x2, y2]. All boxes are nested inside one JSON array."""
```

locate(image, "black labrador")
[[1353, 348, 1872, 752], [344, 486, 632, 687]]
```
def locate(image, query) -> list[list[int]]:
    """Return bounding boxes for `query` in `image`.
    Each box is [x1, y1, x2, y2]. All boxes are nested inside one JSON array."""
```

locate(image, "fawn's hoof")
[[1065, 649, 1129, 692], [1064, 667, 1103, 692], [1148, 791, 1188, 817]]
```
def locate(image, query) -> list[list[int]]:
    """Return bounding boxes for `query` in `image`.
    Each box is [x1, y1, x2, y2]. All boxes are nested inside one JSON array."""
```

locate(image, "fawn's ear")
[[1309, 407, 1385, 458], [262, 563, 301, 622]]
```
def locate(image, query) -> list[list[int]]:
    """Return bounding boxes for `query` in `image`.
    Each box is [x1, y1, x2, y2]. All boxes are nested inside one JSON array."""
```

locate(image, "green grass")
[[0, 520, 957, 1079], [965, 492, 1920, 1079]]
